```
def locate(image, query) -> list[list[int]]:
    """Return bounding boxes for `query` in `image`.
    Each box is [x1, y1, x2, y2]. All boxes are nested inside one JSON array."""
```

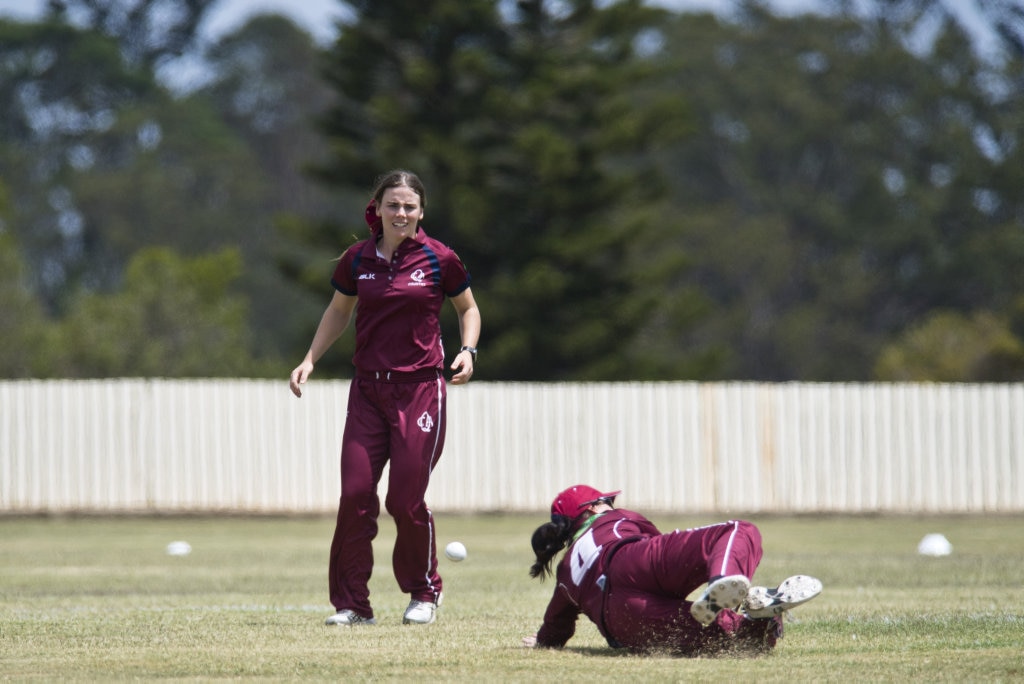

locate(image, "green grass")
[[2, 513, 1023, 681]]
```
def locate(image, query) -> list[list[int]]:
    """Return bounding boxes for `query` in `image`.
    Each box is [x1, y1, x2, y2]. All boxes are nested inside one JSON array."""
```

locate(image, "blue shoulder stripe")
[[420, 244, 442, 287], [351, 253, 362, 283]]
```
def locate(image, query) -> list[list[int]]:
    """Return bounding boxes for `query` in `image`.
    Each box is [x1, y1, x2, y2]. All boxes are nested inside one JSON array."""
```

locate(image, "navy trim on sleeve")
[[332, 278, 357, 296], [447, 275, 471, 298]]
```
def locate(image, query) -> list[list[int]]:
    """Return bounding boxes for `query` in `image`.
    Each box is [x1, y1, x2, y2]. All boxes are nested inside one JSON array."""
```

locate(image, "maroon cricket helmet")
[[551, 485, 621, 519]]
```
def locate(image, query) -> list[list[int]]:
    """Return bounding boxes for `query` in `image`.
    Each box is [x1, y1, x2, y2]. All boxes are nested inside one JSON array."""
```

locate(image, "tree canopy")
[[1, 0, 1023, 381]]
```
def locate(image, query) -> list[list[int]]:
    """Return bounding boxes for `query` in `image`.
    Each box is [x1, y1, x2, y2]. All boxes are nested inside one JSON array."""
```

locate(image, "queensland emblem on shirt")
[[407, 268, 429, 287], [417, 411, 434, 433]]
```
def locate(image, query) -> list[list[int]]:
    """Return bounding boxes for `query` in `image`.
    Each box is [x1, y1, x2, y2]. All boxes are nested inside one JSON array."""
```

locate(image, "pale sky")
[[0, 0, 996, 57], [0, 0, 349, 44], [0, 0, 826, 45]]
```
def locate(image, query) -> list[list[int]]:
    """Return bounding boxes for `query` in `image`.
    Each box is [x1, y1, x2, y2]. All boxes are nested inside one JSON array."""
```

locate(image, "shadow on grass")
[[560, 643, 779, 660]]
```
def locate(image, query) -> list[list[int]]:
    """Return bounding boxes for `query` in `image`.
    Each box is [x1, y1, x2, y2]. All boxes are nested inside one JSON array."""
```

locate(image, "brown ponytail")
[[529, 515, 575, 580]]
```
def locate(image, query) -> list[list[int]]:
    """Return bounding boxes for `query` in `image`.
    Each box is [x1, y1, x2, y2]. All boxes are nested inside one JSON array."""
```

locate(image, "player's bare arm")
[[449, 287, 481, 386], [289, 291, 356, 397]]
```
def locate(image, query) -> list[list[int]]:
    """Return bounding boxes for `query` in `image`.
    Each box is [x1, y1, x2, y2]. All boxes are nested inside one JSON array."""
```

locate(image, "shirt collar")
[[371, 225, 428, 248], [572, 511, 606, 542]]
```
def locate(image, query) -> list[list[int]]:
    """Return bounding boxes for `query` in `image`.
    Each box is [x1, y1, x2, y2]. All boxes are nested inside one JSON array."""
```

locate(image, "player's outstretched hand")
[[521, 635, 537, 648], [289, 361, 314, 398]]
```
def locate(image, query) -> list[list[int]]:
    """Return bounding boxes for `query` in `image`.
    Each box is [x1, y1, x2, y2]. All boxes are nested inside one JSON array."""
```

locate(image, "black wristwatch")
[[460, 346, 478, 362]]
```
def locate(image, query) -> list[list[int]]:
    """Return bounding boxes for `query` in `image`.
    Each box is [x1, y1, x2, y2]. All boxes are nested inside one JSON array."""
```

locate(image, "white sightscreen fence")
[[2, 380, 1022, 513]]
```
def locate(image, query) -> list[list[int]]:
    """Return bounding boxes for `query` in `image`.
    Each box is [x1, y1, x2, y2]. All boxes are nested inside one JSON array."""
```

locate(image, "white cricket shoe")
[[325, 609, 376, 626], [744, 575, 823, 618], [402, 592, 443, 625], [690, 574, 751, 627]]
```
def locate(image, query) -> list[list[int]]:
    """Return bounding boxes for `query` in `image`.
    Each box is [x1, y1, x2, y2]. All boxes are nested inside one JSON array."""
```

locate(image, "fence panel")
[[2, 380, 1022, 513]]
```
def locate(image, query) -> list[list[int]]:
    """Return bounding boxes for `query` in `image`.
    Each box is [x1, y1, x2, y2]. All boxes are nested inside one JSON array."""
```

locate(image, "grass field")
[[2, 512, 1023, 681]]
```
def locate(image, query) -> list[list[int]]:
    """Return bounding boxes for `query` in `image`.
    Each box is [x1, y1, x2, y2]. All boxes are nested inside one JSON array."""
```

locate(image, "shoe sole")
[[690, 575, 751, 627], [402, 613, 436, 625], [325, 614, 376, 626], [745, 575, 822, 618]]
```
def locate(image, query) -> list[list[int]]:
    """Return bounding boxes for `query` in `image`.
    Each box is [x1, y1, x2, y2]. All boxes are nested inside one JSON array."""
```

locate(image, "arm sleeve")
[[330, 244, 362, 296], [534, 584, 580, 648], [441, 248, 471, 297]]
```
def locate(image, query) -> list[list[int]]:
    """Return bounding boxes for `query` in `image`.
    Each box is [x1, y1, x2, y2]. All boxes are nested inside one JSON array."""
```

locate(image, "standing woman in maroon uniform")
[[289, 170, 481, 627]]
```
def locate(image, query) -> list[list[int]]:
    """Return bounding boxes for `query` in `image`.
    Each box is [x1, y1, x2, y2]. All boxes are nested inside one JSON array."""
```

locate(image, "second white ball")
[[445, 541, 467, 562]]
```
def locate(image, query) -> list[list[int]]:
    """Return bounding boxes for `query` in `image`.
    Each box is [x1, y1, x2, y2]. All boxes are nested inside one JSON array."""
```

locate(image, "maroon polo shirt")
[[331, 226, 471, 372]]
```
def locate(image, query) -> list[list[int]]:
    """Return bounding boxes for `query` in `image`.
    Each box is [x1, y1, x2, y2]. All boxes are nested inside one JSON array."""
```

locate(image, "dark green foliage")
[[875, 310, 1024, 381], [47, 247, 264, 377], [0, 20, 155, 309], [310, 0, 699, 380], [0, 230, 50, 377], [193, 15, 347, 361], [651, 4, 1024, 380], [1, 1, 1023, 381], [0, 14, 322, 375]]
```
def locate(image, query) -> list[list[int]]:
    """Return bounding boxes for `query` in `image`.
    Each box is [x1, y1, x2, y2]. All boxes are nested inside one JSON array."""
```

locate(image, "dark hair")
[[372, 169, 426, 208], [529, 515, 575, 580]]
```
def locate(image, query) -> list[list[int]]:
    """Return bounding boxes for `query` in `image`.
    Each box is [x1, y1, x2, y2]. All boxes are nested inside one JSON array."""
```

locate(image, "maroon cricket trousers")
[[328, 372, 446, 618], [604, 520, 782, 654]]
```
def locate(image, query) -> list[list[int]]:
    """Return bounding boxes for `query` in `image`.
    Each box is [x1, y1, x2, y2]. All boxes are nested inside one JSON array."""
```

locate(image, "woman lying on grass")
[[523, 485, 822, 656]]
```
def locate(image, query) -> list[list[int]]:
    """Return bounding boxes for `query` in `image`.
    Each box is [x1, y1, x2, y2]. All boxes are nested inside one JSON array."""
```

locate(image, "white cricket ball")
[[166, 540, 192, 556], [445, 541, 467, 562]]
